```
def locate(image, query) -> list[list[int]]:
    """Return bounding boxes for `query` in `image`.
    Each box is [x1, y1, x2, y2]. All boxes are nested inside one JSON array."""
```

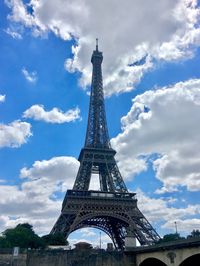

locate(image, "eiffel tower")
[[51, 40, 160, 249]]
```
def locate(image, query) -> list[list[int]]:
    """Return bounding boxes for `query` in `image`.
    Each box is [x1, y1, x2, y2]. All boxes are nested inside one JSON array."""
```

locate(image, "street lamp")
[[174, 221, 178, 234]]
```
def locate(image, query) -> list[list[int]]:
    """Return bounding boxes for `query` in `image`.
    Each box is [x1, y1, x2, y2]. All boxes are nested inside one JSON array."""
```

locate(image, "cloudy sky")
[[0, 0, 200, 247]]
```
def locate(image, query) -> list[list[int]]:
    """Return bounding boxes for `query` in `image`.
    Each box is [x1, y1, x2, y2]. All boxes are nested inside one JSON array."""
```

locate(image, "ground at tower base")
[[0, 237, 200, 266]]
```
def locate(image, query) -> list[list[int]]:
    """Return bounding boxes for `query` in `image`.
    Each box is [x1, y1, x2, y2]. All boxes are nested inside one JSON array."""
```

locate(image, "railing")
[[62, 190, 137, 209], [66, 190, 136, 200]]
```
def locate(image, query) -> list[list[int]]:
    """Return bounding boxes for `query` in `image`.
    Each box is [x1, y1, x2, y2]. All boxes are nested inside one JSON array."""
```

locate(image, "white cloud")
[[117, 157, 147, 181], [5, 0, 200, 95], [0, 216, 9, 231], [0, 120, 32, 148], [20, 156, 79, 192], [112, 79, 200, 192], [137, 189, 200, 234], [22, 67, 37, 83], [137, 190, 200, 222], [23, 104, 81, 123], [4, 27, 22, 39], [0, 156, 79, 234], [0, 94, 6, 103], [79, 228, 97, 237], [163, 218, 200, 233]]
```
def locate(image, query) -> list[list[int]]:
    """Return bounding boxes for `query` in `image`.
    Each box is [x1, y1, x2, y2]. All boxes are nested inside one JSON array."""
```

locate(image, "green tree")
[[42, 233, 68, 246], [0, 223, 45, 249], [157, 233, 185, 244], [187, 229, 200, 239]]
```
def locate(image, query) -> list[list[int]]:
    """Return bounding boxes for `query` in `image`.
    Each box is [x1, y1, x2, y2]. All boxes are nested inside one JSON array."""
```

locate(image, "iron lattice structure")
[[51, 41, 160, 249]]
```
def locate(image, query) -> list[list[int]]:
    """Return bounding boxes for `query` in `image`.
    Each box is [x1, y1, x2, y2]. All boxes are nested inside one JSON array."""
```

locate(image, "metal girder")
[[51, 191, 160, 249], [73, 148, 127, 192]]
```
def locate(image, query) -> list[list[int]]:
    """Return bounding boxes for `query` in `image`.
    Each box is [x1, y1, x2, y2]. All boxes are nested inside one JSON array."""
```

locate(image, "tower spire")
[[85, 40, 110, 149], [96, 38, 98, 51]]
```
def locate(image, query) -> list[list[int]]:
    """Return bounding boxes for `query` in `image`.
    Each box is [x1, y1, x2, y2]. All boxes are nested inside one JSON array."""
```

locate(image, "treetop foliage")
[[0, 223, 68, 249]]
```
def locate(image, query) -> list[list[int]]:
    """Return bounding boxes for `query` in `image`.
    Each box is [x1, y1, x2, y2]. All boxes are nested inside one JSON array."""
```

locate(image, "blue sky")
[[0, 0, 200, 247]]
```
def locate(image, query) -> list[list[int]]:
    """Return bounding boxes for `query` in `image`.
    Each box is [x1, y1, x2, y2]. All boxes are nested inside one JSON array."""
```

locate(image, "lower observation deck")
[[62, 189, 137, 210], [67, 189, 136, 199]]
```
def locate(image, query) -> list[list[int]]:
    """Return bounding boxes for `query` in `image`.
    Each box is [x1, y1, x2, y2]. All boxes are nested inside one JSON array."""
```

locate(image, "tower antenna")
[[96, 38, 98, 51]]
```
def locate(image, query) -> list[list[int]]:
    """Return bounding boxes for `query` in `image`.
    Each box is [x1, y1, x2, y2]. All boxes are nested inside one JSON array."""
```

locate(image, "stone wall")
[[0, 248, 135, 266], [27, 249, 135, 266], [0, 248, 27, 266], [0, 238, 199, 266]]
